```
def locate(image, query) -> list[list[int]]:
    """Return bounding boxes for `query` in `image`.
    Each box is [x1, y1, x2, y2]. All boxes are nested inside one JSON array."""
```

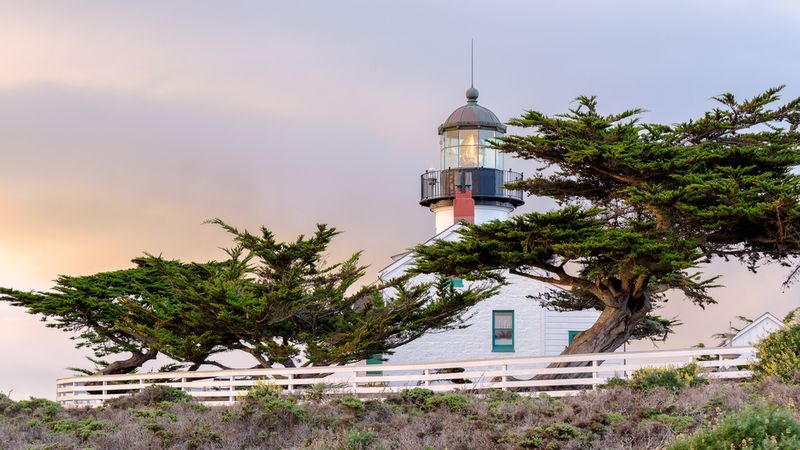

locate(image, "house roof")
[[378, 223, 464, 280], [725, 311, 786, 346]]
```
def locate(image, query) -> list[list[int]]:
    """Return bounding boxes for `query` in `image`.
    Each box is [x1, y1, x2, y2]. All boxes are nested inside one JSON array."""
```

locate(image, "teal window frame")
[[568, 330, 582, 345], [492, 310, 515, 352], [445, 278, 464, 288], [366, 353, 382, 376]]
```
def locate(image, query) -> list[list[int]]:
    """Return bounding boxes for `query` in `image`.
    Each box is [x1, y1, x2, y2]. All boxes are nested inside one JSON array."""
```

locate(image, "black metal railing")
[[420, 168, 524, 206]]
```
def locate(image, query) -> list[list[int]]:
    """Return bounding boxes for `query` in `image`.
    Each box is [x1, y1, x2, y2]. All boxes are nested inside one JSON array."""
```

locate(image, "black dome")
[[438, 87, 506, 134]]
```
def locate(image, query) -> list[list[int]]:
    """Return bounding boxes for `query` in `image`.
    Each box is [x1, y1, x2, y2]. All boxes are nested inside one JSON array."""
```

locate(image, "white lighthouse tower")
[[378, 85, 603, 365], [420, 86, 525, 233]]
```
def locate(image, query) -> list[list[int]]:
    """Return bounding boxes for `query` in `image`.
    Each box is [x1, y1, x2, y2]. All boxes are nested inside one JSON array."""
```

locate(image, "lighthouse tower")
[[420, 87, 525, 234]]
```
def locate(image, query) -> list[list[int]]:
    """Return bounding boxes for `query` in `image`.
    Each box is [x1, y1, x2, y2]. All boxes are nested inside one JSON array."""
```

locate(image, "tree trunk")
[[95, 349, 159, 375], [535, 292, 652, 383]]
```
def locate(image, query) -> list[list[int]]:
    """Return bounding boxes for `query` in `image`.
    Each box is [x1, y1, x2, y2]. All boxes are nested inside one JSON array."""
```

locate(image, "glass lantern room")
[[437, 87, 507, 171], [440, 128, 504, 170]]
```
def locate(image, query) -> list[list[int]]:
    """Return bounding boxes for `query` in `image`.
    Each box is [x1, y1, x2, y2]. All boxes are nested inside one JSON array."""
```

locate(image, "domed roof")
[[438, 87, 507, 134]]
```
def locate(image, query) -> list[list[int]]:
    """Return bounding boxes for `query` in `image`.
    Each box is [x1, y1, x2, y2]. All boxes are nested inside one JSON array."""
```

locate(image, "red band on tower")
[[453, 189, 475, 225]]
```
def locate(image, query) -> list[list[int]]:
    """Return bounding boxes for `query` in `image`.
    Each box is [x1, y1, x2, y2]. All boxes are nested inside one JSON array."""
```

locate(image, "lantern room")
[[420, 86, 525, 234], [438, 87, 507, 170]]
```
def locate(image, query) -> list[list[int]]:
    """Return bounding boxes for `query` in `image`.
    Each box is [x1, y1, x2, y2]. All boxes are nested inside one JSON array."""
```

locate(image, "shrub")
[[242, 383, 308, 422], [603, 377, 628, 388], [520, 422, 587, 448], [345, 429, 377, 449], [629, 363, 707, 391], [667, 404, 800, 449], [753, 322, 800, 383], [7, 397, 62, 418], [105, 385, 193, 409], [645, 414, 694, 432], [334, 396, 365, 415], [424, 393, 470, 413], [51, 418, 113, 441], [391, 388, 434, 407]]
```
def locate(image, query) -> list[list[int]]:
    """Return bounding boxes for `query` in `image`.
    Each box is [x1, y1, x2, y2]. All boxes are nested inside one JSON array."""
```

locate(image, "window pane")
[[494, 131, 505, 170], [443, 147, 458, 168], [460, 145, 478, 167], [494, 312, 513, 329], [459, 129, 479, 146], [444, 130, 459, 148], [479, 129, 495, 146], [481, 147, 496, 168]]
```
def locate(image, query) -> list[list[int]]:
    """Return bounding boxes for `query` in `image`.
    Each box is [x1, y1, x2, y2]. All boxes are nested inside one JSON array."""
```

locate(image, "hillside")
[[2, 375, 800, 449]]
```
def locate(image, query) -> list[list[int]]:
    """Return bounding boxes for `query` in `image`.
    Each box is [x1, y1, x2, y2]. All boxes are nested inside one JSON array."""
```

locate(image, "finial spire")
[[466, 39, 479, 103]]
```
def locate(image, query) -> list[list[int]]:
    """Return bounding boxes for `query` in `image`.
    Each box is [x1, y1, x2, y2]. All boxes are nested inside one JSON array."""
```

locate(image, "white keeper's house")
[[375, 86, 601, 366]]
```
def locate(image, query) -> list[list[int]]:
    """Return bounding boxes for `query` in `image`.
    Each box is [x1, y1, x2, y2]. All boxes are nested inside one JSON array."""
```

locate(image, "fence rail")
[[56, 346, 756, 407]]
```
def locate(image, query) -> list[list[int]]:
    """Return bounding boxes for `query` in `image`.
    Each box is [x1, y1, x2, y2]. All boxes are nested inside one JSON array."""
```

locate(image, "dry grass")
[[2, 378, 800, 449]]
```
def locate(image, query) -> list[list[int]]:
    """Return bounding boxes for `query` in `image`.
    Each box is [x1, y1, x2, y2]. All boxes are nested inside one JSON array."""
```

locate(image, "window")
[[459, 129, 479, 167], [444, 278, 463, 288], [442, 147, 458, 169], [492, 310, 514, 352], [568, 330, 582, 345], [366, 353, 382, 376]]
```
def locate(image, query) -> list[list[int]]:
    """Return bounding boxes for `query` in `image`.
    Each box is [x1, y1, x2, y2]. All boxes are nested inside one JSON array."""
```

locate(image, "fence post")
[[288, 374, 294, 394], [592, 359, 598, 390], [351, 371, 358, 394], [139, 379, 144, 393], [424, 369, 430, 387], [229, 376, 235, 403], [181, 377, 187, 392], [102, 380, 107, 397], [502, 364, 508, 391]]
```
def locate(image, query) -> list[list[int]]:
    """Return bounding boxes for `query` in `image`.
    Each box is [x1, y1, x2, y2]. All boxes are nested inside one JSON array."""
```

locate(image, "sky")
[[2, 0, 800, 399]]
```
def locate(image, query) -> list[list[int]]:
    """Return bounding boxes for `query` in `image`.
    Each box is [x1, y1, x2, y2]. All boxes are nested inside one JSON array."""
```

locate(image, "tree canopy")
[[414, 86, 800, 354], [1, 220, 495, 374]]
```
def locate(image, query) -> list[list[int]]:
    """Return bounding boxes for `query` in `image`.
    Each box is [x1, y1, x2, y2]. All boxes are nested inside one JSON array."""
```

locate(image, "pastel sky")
[[2, 1, 800, 399]]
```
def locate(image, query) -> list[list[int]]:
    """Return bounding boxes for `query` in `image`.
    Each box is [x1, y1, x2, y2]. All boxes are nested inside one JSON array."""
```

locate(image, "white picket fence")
[[55, 346, 756, 407]]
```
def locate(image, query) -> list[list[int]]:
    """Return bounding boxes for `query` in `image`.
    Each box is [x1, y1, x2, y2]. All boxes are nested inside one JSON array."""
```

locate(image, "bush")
[[6, 397, 62, 418], [424, 393, 470, 413], [667, 404, 800, 449], [391, 388, 434, 407], [628, 363, 707, 391], [345, 429, 377, 449], [242, 384, 308, 422], [105, 385, 193, 409], [754, 322, 800, 383], [334, 396, 365, 415], [50, 418, 113, 442], [520, 422, 587, 448]]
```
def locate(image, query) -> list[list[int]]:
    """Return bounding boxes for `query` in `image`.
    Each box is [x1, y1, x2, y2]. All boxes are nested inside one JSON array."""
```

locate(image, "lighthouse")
[[420, 86, 525, 234], [378, 84, 604, 365]]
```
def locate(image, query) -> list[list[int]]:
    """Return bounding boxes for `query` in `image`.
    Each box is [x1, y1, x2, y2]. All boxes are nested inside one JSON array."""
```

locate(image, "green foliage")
[[345, 429, 377, 449], [7, 397, 62, 418], [424, 393, 470, 413], [1, 220, 495, 373], [603, 377, 628, 388], [106, 385, 193, 410], [393, 388, 434, 407], [604, 412, 627, 424], [668, 404, 800, 450], [754, 321, 800, 383], [50, 418, 113, 442], [645, 414, 694, 432], [520, 422, 587, 448], [242, 384, 308, 422], [334, 396, 366, 415], [414, 87, 800, 353], [628, 363, 707, 391]]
